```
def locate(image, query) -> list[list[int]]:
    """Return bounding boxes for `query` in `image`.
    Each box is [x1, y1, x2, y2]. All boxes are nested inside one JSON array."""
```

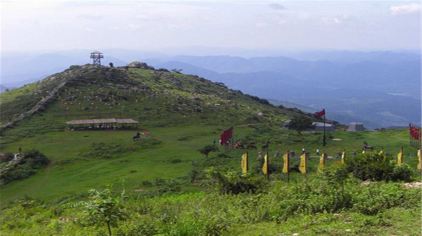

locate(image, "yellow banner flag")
[[282, 152, 289, 174], [417, 149, 421, 170], [397, 147, 404, 166], [299, 153, 308, 174], [241, 152, 248, 176], [341, 151, 346, 165], [319, 153, 327, 171], [262, 153, 269, 176]]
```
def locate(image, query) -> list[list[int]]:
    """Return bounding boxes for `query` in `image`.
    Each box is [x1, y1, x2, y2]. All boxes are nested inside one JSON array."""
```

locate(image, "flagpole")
[[323, 113, 326, 146]]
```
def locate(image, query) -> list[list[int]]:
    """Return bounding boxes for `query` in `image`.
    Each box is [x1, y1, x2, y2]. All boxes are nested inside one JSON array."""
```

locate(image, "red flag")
[[409, 123, 421, 140], [219, 127, 233, 145], [314, 109, 325, 119]]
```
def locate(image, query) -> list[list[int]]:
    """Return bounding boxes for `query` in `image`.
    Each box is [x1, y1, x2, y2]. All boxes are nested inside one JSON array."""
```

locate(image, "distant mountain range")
[[1, 50, 420, 128]]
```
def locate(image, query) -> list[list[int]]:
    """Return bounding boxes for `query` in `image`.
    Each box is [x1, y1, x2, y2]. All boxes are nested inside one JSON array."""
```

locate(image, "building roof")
[[312, 122, 334, 127], [66, 118, 138, 125]]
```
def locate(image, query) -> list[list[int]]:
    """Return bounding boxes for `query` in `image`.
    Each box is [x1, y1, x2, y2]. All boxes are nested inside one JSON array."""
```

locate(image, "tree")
[[287, 115, 313, 134], [198, 145, 218, 157], [81, 189, 126, 236]]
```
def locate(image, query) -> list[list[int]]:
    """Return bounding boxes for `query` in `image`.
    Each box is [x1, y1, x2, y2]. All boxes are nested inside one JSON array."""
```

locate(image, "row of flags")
[[241, 149, 422, 177]]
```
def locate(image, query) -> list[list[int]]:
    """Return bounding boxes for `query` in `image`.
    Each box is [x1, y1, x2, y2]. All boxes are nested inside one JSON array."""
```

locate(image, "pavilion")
[[66, 118, 139, 130]]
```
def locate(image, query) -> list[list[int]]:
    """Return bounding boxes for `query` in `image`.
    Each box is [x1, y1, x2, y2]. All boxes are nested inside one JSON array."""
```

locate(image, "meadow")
[[0, 123, 419, 203]]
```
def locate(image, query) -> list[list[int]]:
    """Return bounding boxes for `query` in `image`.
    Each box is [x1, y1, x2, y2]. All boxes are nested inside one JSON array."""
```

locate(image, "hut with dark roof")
[[66, 118, 139, 130]]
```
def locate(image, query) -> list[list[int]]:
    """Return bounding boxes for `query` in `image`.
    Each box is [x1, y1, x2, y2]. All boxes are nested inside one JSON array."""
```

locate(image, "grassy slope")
[[0, 66, 420, 235], [0, 65, 295, 202], [0, 125, 419, 203]]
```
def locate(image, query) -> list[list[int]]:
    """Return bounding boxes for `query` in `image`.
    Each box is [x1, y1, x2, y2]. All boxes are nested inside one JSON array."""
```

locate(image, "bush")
[[391, 165, 413, 182], [287, 115, 313, 134], [0, 150, 49, 185], [345, 153, 413, 182], [78, 189, 127, 236], [198, 145, 218, 157], [353, 183, 413, 215], [206, 170, 266, 194]]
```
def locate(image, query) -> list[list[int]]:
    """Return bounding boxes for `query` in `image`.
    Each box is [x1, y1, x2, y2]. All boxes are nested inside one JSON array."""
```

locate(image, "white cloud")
[[390, 3, 420, 15]]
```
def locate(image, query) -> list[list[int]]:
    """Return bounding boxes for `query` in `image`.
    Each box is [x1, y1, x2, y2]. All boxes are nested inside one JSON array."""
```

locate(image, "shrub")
[[391, 165, 413, 182], [345, 152, 413, 182], [353, 183, 410, 215], [206, 170, 266, 194], [287, 115, 313, 134], [198, 145, 218, 157], [79, 189, 127, 236], [0, 150, 49, 185]]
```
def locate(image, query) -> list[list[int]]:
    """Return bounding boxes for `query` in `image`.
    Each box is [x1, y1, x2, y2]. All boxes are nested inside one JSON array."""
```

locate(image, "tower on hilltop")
[[90, 51, 104, 65]]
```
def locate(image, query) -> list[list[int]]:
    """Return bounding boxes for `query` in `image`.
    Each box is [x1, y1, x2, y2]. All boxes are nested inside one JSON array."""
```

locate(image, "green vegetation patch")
[[0, 150, 49, 185]]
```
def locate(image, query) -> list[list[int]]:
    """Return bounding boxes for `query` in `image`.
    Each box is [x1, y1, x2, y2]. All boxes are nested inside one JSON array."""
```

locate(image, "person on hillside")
[[316, 148, 320, 156], [132, 132, 141, 141]]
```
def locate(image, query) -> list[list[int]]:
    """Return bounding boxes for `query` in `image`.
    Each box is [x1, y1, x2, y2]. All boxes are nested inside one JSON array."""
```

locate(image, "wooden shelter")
[[66, 118, 139, 130]]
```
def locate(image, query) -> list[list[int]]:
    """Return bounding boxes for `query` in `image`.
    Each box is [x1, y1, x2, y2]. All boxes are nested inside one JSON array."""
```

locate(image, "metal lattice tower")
[[90, 51, 104, 65]]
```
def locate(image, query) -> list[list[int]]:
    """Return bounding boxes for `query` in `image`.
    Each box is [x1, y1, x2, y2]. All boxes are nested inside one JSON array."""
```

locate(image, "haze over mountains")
[[1, 50, 420, 129]]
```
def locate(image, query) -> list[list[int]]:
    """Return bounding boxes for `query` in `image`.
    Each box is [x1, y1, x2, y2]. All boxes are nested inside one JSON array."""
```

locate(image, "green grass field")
[[0, 124, 419, 203]]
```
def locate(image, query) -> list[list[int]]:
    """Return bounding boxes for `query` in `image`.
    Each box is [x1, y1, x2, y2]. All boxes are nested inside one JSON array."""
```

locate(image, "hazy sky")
[[1, 0, 420, 53]]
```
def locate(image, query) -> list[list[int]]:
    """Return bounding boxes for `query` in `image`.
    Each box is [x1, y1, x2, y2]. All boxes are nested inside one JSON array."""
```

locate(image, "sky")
[[1, 0, 421, 54]]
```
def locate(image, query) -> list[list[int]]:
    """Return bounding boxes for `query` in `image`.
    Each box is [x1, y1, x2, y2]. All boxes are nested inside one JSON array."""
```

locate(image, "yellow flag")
[[417, 149, 421, 170], [341, 151, 346, 165], [282, 152, 289, 174], [241, 153, 248, 175], [362, 150, 366, 154], [397, 147, 404, 166], [378, 150, 384, 156], [299, 153, 308, 174], [319, 153, 327, 171], [262, 153, 269, 176]]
